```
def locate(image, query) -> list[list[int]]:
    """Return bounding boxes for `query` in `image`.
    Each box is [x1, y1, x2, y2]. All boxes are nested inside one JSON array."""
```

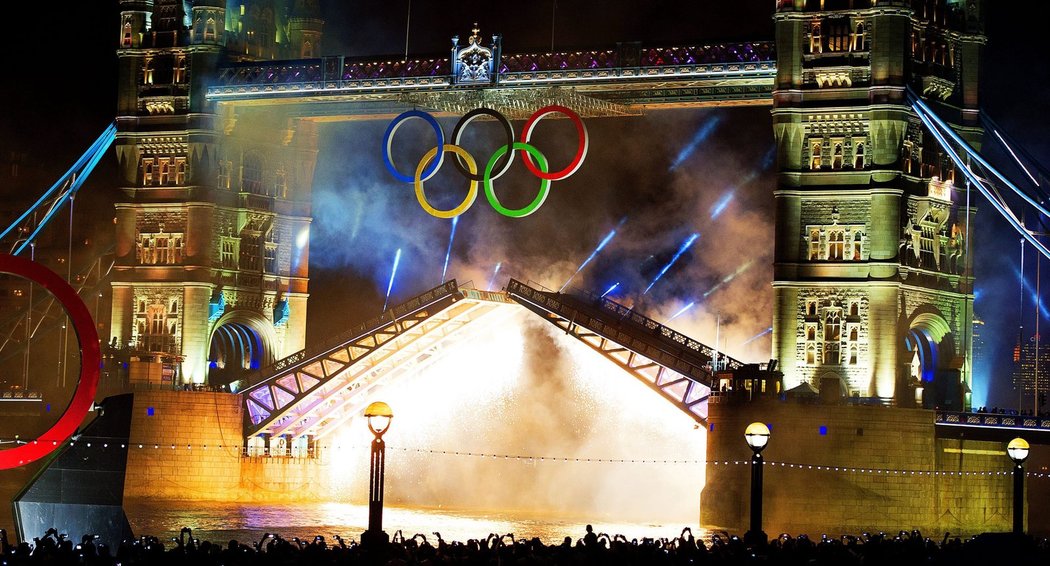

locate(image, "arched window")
[[850, 327, 858, 341], [174, 158, 187, 185], [850, 303, 859, 317], [849, 345, 858, 365], [122, 22, 133, 47], [854, 143, 864, 169], [853, 231, 863, 260], [811, 142, 822, 169], [824, 311, 841, 365], [829, 230, 845, 260], [809, 229, 821, 260], [852, 23, 866, 51], [274, 168, 287, 198], [810, 24, 822, 54], [302, 39, 313, 58], [204, 17, 217, 42], [833, 143, 843, 169], [241, 152, 264, 194], [171, 300, 178, 314], [807, 344, 817, 365], [173, 55, 187, 83], [143, 57, 154, 85], [807, 327, 816, 341]]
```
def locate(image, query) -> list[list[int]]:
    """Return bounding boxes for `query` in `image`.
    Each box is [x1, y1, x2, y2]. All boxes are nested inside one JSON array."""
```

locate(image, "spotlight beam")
[[383, 248, 402, 312], [644, 233, 700, 295]]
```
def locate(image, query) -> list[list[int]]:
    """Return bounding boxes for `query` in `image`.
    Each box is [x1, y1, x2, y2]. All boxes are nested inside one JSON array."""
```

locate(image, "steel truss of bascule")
[[206, 41, 777, 117], [241, 279, 735, 447]]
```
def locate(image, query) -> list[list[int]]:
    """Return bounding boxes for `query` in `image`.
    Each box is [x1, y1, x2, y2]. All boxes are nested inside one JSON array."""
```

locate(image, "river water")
[[124, 501, 712, 545]]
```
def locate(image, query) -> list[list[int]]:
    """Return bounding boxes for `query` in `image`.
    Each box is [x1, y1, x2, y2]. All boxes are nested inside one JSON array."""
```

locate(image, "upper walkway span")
[[206, 40, 776, 118]]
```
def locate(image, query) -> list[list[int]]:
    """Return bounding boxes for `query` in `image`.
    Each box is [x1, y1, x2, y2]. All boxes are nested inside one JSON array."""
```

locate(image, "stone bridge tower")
[[770, 0, 984, 407], [112, 0, 322, 387]]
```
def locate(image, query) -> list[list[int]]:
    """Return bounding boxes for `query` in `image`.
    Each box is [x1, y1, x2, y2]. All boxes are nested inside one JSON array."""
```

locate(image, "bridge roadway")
[[935, 410, 1050, 444], [240, 279, 732, 441], [206, 40, 776, 118]]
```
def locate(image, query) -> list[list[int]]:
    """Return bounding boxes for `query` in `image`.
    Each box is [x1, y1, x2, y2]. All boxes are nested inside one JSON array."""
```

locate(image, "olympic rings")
[[415, 145, 479, 219], [383, 110, 445, 183], [484, 143, 551, 218], [520, 105, 589, 181], [450, 108, 515, 182], [382, 106, 589, 218], [0, 254, 100, 470]]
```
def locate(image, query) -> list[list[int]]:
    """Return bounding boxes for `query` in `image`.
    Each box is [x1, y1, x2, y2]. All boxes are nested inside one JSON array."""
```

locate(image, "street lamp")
[[363, 401, 393, 547], [744, 422, 770, 544], [1007, 437, 1030, 535]]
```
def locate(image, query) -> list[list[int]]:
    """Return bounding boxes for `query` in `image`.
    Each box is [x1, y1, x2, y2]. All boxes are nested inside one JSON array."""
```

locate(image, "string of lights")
[[4, 438, 1047, 478]]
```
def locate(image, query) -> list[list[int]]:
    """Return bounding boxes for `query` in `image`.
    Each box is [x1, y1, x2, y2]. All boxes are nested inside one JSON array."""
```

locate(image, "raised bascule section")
[[240, 279, 736, 449]]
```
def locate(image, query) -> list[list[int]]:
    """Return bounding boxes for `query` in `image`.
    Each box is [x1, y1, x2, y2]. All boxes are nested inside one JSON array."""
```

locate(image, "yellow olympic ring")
[[414, 144, 479, 219]]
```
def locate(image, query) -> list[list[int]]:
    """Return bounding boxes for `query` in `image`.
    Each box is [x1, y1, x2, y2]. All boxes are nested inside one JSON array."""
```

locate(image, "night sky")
[[2, 1, 1049, 409]]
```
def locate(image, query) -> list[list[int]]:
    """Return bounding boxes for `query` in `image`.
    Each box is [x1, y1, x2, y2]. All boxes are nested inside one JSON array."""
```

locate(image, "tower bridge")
[[105, 0, 986, 423]]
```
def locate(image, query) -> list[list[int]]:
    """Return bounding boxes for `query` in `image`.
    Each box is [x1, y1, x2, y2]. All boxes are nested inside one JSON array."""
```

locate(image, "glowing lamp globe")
[[744, 422, 771, 453], [365, 402, 393, 436], [1007, 437, 1030, 464]]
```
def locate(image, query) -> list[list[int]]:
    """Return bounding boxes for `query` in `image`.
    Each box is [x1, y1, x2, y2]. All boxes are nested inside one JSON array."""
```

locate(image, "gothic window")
[[854, 143, 865, 169], [849, 302, 859, 317], [852, 22, 866, 51], [173, 55, 187, 83], [809, 23, 822, 54], [810, 141, 822, 169], [240, 232, 261, 270], [823, 310, 841, 365], [828, 230, 845, 260], [220, 237, 239, 269], [157, 158, 171, 185], [217, 160, 232, 190], [302, 39, 313, 58], [827, 19, 849, 52], [174, 157, 187, 185], [122, 22, 133, 47], [143, 57, 154, 85], [903, 141, 915, 174], [805, 322, 819, 365], [204, 17, 217, 42], [806, 300, 818, 317], [849, 345, 858, 365], [142, 158, 155, 186], [241, 152, 264, 194], [846, 322, 860, 365], [833, 143, 843, 169], [137, 231, 185, 265], [274, 168, 287, 198], [170, 300, 178, 314], [264, 242, 278, 273], [852, 231, 863, 260]]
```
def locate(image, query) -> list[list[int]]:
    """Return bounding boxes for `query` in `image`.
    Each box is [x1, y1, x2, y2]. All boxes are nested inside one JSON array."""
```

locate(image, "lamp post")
[[1007, 437, 1030, 535], [363, 401, 393, 547], [744, 422, 770, 544]]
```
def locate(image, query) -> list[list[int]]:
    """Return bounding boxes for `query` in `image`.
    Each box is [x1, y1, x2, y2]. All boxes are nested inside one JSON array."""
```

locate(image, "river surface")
[[124, 501, 712, 545]]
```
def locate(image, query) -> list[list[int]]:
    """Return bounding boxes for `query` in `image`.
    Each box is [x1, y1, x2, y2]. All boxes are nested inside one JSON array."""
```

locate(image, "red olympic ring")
[[519, 105, 589, 181], [0, 254, 100, 469], [382, 106, 589, 218]]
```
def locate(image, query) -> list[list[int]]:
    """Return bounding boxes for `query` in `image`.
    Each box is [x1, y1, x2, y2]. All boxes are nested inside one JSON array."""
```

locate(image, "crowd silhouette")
[[1, 526, 1048, 565]]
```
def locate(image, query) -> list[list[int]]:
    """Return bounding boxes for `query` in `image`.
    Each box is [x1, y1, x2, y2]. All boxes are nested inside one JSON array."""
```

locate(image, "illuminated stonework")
[[771, 0, 983, 406], [112, 0, 322, 386]]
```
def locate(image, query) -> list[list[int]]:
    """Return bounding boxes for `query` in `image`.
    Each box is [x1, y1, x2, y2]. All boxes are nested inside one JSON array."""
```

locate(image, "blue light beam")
[[709, 191, 735, 220], [742, 327, 773, 346], [382, 248, 402, 312], [487, 262, 502, 290], [703, 259, 754, 298], [441, 216, 458, 283], [668, 301, 696, 322], [601, 282, 620, 298], [561, 228, 618, 292], [668, 116, 722, 172], [644, 233, 700, 295]]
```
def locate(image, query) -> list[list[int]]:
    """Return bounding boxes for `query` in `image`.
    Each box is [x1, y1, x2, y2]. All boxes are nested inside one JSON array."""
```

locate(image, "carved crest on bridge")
[[451, 24, 501, 85]]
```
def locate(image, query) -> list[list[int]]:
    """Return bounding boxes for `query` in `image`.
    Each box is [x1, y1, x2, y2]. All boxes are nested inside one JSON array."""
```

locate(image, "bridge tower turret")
[[287, 0, 323, 58], [112, 0, 312, 388], [770, 0, 983, 407]]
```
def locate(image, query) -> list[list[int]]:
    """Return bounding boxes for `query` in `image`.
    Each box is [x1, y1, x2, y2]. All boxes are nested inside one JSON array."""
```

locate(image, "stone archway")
[[207, 310, 278, 386]]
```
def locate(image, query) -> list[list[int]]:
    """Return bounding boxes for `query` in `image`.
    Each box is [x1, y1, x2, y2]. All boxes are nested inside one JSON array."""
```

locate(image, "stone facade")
[[771, 0, 983, 405], [701, 400, 1017, 535], [112, 0, 321, 385]]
